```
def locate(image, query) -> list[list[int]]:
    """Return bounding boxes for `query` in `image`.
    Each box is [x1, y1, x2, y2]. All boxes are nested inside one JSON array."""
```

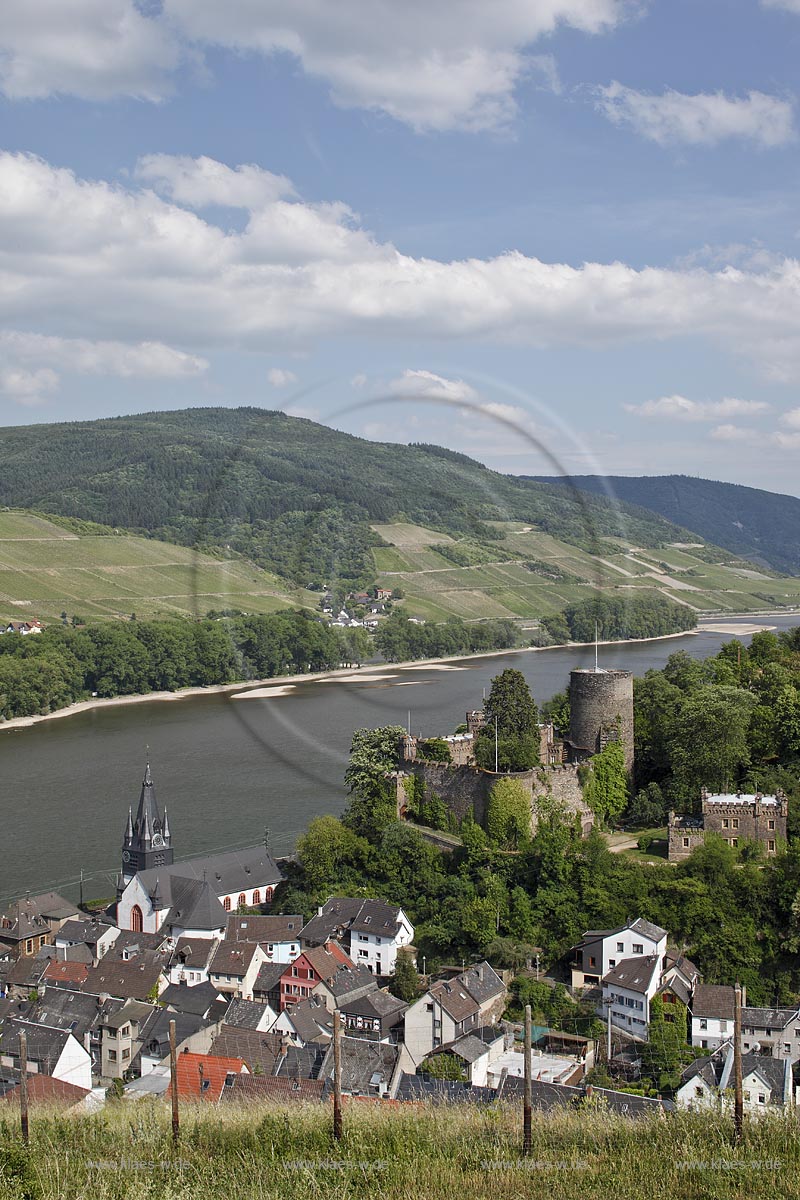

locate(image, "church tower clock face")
[[152, 834, 164, 849], [122, 850, 131, 864]]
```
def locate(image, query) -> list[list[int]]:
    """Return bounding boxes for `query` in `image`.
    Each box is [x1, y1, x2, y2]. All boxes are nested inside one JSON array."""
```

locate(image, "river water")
[[2, 616, 797, 903]]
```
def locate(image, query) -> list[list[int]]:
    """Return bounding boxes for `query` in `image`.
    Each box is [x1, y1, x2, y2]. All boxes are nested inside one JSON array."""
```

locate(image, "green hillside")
[[529, 474, 800, 575], [0, 408, 698, 597], [0, 511, 310, 625], [373, 521, 800, 621]]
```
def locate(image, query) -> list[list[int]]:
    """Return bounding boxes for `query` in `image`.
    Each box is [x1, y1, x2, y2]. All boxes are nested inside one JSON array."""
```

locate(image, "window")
[[768, 820, 775, 831], [292, 965, 298, 976], [609, 959, 616, 968], [785, 1044, 791, 1054], [701, 1040, 707, 1049], [732, 838, 739, 848], [699, 1019, 708, 1030], [722, 819, 729, 829], [108, 1050, 117, 1062], [120, 1026, 130, 1038], [122, 1048, 130, 1060], [589, 956, 596, 967], [769, 841, 776, 852], [744, 1090, 750, 1102], [683, 837, 690, 848], [758, 1094, 766, 1105], [25, 939, 33, 954], [426, 1003, 433, 1012], [237, 893, 246, 908], [732, 818, 739, 829], [632, 943, 643, 954], [265, 887, 273, 901], [616, 942, 624, 952], [252, 890, 260, 905], [695, 1087, 703, 1098], [130, 905, 143, 933], [720, 1020, 728, 1033], [223, 897, 231, 912]]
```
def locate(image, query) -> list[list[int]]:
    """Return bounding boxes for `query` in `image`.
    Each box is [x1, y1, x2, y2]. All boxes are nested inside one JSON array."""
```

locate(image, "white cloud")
[[596, 82, 795, 147], [710, 423, 752, 441], [9, 152, 800, 380], [0, 366, 59, 406], [780, 406, 800, 428], [350, 373, 368, 389], [267, 367, 298, 387], [772, 429, 800, 448], [0, 331, 207, 378], [0, 0, 182, 101], [164, 0, 626, 132], [477, 401, 530, 423], [136, 155, 294, 209], [624, 395, 771, 421], [763, 0, 800, 11], [387, 369, 479, 402]]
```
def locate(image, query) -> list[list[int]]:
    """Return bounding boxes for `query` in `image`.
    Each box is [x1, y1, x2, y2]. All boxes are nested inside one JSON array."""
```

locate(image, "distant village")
[[1, 735, 797, 1119]]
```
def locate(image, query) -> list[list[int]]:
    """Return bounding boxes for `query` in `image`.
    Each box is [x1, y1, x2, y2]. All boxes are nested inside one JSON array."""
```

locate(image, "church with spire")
[[115, 761, 285, 937]]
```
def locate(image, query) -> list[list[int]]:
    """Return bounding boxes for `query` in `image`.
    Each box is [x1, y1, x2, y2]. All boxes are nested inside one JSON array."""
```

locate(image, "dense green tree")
[[389, 947, 422, 1002], [666, 686, 757, 801], [342, 725, 406, 839]]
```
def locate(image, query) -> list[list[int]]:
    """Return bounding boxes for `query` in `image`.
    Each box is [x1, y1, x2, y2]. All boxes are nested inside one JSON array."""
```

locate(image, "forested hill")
[[0, 408, 697, 589], [527, 474, 800, 575]]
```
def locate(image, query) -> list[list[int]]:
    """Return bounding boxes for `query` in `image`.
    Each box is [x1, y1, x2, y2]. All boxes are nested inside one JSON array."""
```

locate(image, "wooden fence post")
[[18, 1030, 29, 1145], [169, 1019, 180, 1146]]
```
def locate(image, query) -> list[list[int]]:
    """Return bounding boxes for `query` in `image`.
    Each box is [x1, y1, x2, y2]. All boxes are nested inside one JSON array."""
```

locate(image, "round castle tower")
[[568, 668, 634, 772]]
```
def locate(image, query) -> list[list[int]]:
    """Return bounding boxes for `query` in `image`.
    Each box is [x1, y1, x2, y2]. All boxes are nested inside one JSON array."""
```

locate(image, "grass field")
[[1, 1100, 798, 1200], [0, 511, 312, 625], [372, 522, 800, 623]]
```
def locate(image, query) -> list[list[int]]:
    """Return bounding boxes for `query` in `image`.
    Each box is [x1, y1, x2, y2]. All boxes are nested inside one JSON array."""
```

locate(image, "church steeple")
[[121, 761, 174, 883]]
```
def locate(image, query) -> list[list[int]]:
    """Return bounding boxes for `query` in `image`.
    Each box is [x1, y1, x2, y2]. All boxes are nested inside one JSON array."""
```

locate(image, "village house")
[[137, 1008, 220, 1077], [208, 941, 267, 1001], [318, 1034, 409, 1100], [99, 1000, 155, 1080], [339, 990, 408, 1043], [11, 988, 126, 1078], [601, 956, 662, 1037], [404, 962, 505, 1066], [226, 914, 302, 963], [300, 897, 414, 976], [424, 1029, 507, 1087], [272, 995, 334, 1046], [677, 1042, 796, 1114], [54, 917, 120, 964], [0, 1019, 92, 1091], [571, 918, 668, 989], [312, 961, 376, 1013], [222, 997, 277, 1033], [278, 943, 353, 1012], [1, 620, 43, 635], [0, 892, 80, 962], [690, 984, 736, 1051], [171, 1051, 249, 1103], [167, 936, 219, 987]]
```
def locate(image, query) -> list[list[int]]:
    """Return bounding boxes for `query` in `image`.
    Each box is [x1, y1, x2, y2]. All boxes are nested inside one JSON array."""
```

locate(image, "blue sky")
[[2, 0, 800, 493]]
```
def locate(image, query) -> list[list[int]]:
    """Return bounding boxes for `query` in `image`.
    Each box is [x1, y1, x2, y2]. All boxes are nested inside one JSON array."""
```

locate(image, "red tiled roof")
[[43, 960, 90, 986], [172, 1052, 248, 1102], [0, 1075, 89, 1106]]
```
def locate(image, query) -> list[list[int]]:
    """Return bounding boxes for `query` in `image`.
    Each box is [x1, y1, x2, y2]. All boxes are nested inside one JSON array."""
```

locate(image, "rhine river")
[[2, 615, 797, 903]]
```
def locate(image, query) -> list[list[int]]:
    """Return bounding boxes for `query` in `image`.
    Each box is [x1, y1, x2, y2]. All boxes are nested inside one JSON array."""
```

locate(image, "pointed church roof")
[[128, 762, 167, 848]]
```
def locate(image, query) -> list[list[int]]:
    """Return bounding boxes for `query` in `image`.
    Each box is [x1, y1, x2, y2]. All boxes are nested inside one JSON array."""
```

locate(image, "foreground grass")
[[2, 1102, 800, 1200]]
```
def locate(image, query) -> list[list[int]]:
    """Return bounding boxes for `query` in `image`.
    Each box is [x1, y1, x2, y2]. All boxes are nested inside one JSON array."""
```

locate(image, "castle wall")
[[396, 761, 594, 838]]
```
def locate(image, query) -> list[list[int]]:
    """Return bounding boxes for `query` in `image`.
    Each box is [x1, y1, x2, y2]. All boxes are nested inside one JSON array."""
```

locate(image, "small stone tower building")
[[568, 668, 634, 772], [120, 762, 173, 887]]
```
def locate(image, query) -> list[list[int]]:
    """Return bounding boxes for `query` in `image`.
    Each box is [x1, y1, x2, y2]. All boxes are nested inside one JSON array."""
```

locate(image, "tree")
[[639, 995, 689, 1091], [389, 947, 421, 1002], [421, 1053, 466, 1081], [485, 778, 531, 848], [667, 686, 757, 801], [484, 669, 538, 740], [627, 782, 665, 828], [297, 816, 354, 891], [582, 738, 628, 827], [343, 725, 406, 839]]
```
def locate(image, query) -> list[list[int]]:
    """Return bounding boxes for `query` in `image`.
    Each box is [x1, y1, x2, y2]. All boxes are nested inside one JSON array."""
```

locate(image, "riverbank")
[[0, 615, 783, 732]]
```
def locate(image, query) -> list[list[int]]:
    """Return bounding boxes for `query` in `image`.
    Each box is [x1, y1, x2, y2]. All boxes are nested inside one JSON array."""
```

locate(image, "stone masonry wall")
[[396, 761, 594, 837]]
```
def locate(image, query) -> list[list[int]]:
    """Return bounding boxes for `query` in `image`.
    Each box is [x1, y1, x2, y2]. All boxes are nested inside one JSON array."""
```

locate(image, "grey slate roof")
[[226, 915, 302, 944], [209, 940, 261, 977], [160, 981, 224, 1017], [274, 1044, 326, 1080], [319, 1036, 399, 1095], [284, 996, 334, 1044], [223, 998, 274, 1030], [0, 1019, 72, 1072], [603, 955, 661, 995], [340, 990, 407, 1023], [396, 1075, 496, 1104], [432, 1033, 498, 1065], [253, 962, 285, 996], [460, 962, 505, 1007], [15, 988, 124, 1043], [162, 877, 227, 933], [301, 897, 405, 945], [222, 1074, 328, 1103], [81, 956, 164, 1001], [138, 846, 284, 900], [318, 963, 376, 1004], [55, 918, 116, 946], [141, 1009, 212, 1060], [629, 918, 668, 943], [429, 978, 480, 1023], [742, 1006, 800, 1031], [500, 1076, 669, 1116], [211, 1024, 284, 1073], [691, 984, 736, 1021], [169, 937, 217, 971]]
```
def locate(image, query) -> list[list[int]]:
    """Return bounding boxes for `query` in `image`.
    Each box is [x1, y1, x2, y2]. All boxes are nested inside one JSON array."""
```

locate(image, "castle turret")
[[568, 668, 634, 772]]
